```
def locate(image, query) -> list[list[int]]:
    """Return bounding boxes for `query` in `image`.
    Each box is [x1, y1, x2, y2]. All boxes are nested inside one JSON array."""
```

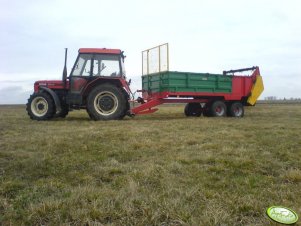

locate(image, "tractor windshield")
[[71, 53, 124, 77]]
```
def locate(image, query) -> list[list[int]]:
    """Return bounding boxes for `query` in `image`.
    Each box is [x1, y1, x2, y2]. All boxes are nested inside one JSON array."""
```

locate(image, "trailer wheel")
[[184, 103, 202, 117], [228, 102, 244, 117], [210, 101, 226, 117], [26, 92, 55, 120], [87, 84, 127, 120], [203, 108, 211, 117]]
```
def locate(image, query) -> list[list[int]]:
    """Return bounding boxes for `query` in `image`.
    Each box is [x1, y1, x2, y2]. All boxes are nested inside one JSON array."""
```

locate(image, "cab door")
[[67, 54, 93, 105]]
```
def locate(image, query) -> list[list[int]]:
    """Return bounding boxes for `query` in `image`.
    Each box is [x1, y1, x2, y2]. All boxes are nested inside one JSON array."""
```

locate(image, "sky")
[[0, 0, 301, 104]]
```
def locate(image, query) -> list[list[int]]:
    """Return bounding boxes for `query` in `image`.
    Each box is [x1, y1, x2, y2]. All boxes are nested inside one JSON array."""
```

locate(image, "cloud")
[[0, 73, 60, 104], [0, 85, 31, 104]]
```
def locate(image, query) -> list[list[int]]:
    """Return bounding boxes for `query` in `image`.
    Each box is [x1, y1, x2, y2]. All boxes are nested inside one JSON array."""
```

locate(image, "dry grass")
[[0, 103, 301, 225]]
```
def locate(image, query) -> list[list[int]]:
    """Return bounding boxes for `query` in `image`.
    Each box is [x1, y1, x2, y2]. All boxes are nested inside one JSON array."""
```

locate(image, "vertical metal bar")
[[167, 43, 169, 71], [158, 45, 161, 73], [142, 51, 144, 75], [147, 50, 149, 75]]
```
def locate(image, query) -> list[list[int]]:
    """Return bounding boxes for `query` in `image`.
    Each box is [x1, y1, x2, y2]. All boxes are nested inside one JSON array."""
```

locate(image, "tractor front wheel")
[[87, 84, 127, 120], [26, 92, 55, 120]]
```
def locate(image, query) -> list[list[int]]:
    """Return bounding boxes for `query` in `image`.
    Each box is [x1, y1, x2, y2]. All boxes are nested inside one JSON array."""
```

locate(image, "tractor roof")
[[79, 48, 121, 54]]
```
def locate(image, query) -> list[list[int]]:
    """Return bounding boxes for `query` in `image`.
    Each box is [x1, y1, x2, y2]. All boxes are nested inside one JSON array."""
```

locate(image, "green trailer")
[[142, 71, 233, 94], [132, 66, 264, 117]]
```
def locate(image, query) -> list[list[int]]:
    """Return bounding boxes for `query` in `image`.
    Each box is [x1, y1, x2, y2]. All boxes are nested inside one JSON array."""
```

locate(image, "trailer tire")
[[210, 101, 227, 117], [184, 103, 202, 117], [87, 84, 127, 120], [228, 102, 244, 117], [26, 92, 55, 120], [202, 103, 212, 117], [203, 109, 212, 117]]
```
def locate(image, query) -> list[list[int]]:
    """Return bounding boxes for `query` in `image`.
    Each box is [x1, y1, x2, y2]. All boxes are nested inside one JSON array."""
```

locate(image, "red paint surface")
[[34, 80, 69, 92], [72, 78, 87, 92], [79, 48, 121, 54]]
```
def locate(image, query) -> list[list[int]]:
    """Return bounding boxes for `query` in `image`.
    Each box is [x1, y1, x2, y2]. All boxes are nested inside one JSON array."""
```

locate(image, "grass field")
[[0, 104, 301, 225]]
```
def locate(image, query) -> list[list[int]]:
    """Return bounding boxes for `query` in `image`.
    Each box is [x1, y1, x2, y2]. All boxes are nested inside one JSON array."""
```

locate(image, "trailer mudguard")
[[40, 86, 62, 113], [247, 75, 264, 105]]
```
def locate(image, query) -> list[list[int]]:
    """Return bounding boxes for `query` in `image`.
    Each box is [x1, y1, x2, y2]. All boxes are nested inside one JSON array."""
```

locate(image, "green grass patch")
[[0, 104, 301, 225]]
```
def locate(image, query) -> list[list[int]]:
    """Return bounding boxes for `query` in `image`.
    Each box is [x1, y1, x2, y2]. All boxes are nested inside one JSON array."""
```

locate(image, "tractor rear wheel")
[[210, 101, 227, 117], [26, 92, 55, 120], [119, 101, 130, 119], [184, 103, 202, 117], [228, 102, 244, 117], [87, 84, 127, 120]]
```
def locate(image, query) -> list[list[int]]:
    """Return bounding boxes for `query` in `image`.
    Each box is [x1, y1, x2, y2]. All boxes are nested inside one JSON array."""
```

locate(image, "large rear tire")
[[26, 92, 55, 120], [87, 84, 127, 120], [228, 102, 244, 117], [119, 101, 130, 119], [184, 103, 202, 117]]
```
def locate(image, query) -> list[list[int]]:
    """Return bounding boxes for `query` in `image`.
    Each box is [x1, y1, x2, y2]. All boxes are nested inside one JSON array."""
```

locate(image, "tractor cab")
[[65, 48, 129, 106], [70, 48, 126, 78]]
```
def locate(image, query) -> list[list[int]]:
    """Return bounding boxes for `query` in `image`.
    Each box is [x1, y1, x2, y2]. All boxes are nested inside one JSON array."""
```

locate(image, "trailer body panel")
[[142, 71, 232, 94]]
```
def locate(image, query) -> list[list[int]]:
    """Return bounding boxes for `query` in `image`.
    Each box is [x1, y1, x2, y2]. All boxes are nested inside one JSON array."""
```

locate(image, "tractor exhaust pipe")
[[62, 48, 68, 87]]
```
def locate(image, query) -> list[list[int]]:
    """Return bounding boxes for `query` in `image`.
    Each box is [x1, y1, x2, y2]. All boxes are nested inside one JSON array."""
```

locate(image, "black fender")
[[39, 86, 62, 113]]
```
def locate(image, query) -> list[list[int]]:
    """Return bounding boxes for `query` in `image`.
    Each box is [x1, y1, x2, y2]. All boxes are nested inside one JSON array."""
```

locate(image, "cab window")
[[93, 55, 121, 77], [71, 54, 92, 76]]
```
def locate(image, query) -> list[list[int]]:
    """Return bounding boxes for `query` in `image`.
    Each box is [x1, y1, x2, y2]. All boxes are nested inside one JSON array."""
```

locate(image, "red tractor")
[[26, 48, 131, 120]]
